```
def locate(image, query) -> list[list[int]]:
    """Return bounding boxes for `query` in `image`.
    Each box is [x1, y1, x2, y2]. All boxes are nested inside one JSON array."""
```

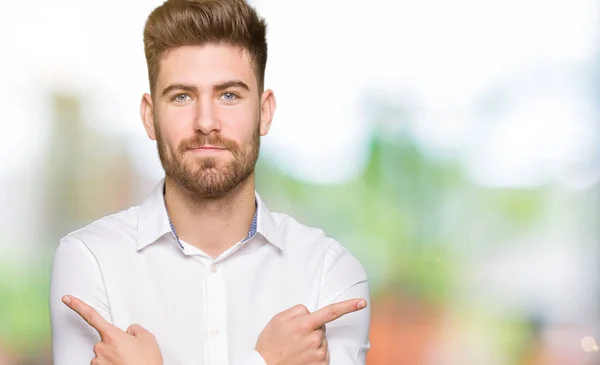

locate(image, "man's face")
[[140, 44, 275, 198]]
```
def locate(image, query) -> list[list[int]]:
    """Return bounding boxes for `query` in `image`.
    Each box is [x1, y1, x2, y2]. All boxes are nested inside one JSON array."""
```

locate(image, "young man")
[[49, 0, 370, 364]]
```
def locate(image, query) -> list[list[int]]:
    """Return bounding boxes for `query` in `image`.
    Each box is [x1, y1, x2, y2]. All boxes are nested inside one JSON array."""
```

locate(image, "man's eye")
[[174, 94, 190, 102], [221, 93, 237, 101]]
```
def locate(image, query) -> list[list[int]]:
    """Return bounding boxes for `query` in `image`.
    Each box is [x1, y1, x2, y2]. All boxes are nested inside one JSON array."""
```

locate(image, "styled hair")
[[143, 0, 268, 95]]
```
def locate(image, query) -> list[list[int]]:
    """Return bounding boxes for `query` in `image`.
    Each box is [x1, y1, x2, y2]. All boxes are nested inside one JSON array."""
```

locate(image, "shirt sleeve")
[[50, 236, 111, 365], [318, 244, 371, 365]]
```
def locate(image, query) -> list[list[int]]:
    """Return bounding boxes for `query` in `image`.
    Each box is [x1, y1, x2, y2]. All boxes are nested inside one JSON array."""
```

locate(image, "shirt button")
[[211, 264, 217, 273]]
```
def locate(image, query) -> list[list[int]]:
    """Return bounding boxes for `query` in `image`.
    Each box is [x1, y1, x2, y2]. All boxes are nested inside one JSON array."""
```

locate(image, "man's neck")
[[164, 175, 257, 259]]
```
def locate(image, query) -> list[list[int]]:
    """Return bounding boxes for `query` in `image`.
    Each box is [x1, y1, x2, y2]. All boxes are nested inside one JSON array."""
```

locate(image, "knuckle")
[[310, 333, 322, 347], [126, 323, 139, 334], [316, 347, 327, 360], [143, 329, 155, 339], [92, 343, 103, 356], [327, 307, 339, 320], [289, 304, 307, 315], [298, 320, 312, 333], [140, 329, 155, 340], [296, 304, 309, 313], [83, 309, 96, 322], [266, 318, 279, 329], [103, 333, 116, 345]]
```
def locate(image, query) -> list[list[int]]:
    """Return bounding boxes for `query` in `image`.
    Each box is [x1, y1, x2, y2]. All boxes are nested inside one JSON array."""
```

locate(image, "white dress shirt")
[[50, 179, 370, 365]]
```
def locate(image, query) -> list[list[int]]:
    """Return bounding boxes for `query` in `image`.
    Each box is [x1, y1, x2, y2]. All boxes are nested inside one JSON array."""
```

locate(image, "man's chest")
[[101, 248, 325, 364]]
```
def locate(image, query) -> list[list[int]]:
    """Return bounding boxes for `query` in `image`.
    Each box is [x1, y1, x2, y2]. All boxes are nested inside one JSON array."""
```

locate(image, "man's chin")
[[189, 181, 236, 198]]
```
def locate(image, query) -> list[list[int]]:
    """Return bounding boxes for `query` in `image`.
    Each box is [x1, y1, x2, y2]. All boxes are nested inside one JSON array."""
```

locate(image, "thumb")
[[126, 324, 151, 337]]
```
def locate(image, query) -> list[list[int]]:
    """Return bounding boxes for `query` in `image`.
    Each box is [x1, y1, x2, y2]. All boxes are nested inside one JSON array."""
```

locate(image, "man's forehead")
[[162, 44, 252, 70], [156, 44, 256, 90]]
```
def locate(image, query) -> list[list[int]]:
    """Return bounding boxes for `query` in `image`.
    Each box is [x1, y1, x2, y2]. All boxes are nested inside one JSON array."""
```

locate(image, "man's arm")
[[63, 295, 366, 365], [50, 237, 111, 364], [241, 243, 371, 365], [319, 244, 371, 365]]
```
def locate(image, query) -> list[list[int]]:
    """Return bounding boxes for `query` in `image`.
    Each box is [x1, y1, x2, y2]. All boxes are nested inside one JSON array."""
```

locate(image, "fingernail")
[[62, 296, 71, 305], [357, 300, 367, 309]]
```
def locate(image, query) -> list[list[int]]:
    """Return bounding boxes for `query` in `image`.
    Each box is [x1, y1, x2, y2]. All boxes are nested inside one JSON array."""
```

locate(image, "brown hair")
[[143, 0, 268, 95]]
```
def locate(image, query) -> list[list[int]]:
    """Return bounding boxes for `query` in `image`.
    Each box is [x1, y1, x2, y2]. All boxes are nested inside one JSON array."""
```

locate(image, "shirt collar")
[[136, 179, 284, 251], [254, 191, 284, 250]]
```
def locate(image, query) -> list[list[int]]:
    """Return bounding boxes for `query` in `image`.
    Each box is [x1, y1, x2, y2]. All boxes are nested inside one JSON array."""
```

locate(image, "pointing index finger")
[[62, 295, 116, 339], [307, 298, 367, 329]]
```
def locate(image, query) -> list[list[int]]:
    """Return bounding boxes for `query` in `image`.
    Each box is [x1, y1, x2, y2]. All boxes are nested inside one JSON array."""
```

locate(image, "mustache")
[[177, 134, 239, 154]]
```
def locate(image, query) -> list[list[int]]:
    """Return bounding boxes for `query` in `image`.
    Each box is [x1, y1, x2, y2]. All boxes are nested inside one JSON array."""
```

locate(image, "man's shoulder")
[[271, 210, 332, 241], [270, 211, 349, 255], [60, 205, 141, 251], [272, 210, 367, 279]]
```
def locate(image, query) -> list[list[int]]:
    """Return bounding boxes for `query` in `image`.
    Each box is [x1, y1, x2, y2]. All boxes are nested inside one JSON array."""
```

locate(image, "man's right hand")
[[62, 295, 163, 365], [255, 298, 367, 365]]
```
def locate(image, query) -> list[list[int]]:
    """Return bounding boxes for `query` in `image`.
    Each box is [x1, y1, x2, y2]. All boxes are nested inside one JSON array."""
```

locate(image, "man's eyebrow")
[[161, 84, 197, 97], [213, 80, 250, 93]]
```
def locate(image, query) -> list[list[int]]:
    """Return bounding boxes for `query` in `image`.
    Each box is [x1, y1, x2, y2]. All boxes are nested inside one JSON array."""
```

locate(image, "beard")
[[155, 120, 260, 199]]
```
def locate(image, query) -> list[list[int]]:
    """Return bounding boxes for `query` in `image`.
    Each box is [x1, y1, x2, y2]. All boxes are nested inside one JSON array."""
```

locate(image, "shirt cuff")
[[239, 350, 268, 365]]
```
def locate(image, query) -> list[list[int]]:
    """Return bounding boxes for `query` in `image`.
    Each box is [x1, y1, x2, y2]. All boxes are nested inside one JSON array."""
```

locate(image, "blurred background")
[[1, 0, 599, 364]]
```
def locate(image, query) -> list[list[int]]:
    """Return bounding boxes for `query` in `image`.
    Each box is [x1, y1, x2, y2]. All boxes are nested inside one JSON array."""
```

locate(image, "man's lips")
[[189, 145, 226, 150], [187, 145, 228, 154]]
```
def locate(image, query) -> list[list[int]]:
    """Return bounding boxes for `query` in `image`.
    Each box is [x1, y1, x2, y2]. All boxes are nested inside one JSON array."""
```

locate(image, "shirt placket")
[[206, 261, 229, 365]]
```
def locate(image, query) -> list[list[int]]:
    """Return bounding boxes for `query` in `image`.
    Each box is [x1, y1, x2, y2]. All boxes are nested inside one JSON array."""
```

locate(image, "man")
[[49, 0, 370, 364]]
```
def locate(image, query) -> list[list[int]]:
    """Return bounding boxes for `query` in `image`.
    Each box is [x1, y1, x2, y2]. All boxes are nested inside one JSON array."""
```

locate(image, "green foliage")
[[0, 260, 51, 354], [257, 130, 547, 305]]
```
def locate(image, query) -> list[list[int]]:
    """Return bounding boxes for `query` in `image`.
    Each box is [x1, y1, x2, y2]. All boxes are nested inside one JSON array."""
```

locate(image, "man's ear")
[[140, 93, 156, 140], [259, 89, 276, 136]]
